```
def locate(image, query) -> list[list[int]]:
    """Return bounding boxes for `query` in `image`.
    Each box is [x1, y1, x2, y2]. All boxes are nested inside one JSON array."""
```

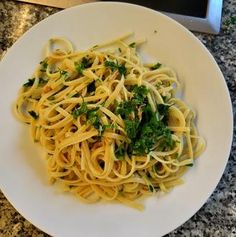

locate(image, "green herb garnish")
[[158, 103, 171, 125], [116, 86, 174, 155], [151, 63, 162, 70], [72, 102, 104, 133], [40, 60, 48, 72], [28, 111, 39, 120], [186, 163, 193, 167], [75, 62, 84, 74], [87, 108, 101, 130], [116, 100, 135, 118], [115, 144, 126, 160], [124, 119, 140, 139], [75, 57, 91, 74], [103, 123, 118, 130], [23, 78, 35, 87], [129, 42, 136, 48], [60, 70, 69, 78], [132, 85, 149, 105], [116, 85, 148, 118], [87, 108, 105, 135], [158, 104, 170, 116], [72, 102, 88, 119], [131, 114, 174, 155], [104, 60, 127, 75], [23, 78, 47, 87], [148, 185, 154, 192]]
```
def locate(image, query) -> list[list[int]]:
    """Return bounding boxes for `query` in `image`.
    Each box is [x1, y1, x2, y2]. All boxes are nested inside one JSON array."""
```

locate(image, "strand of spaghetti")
[[90, 32, 133, 50], [46, 37, 74, 56], [104, 76, 124, 107], [116, 195, 144, 211], [103, 132, 129, 142], [142, 80, 164, 103], [100, 107, 125, 127], [113, 159, 136, 178], [168, 126, 190, 132]]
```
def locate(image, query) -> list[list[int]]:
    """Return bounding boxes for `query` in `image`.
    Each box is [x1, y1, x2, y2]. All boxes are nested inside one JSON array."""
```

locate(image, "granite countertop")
[[0, 0, 235, 236]]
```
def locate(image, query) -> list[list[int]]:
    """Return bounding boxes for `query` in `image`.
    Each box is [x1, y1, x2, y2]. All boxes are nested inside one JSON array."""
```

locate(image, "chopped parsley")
[[87, 108, 101, 130], [72, 102, 88, 119], [23, 78, 47, 87], [116, 85, 149, 118], [60, 70, 69, 78], [28, 110, 39, 120], [116, 100, 135, 118], [75, 62, 84, 74], [116, 85, 174, 155], [40, 60, 48, 72], [131, 113, 174, 155], [124, 119, 140, 139], [104, 60, 127, 75], [72, 103, 104, 133], [75, 57, 92, 74], [23, 78, 35, 87], [148, 185, 155, 192], [115, 144, 126, 160], [186, 163, 194, 167], [103, 123, 118, 130], [151, 63, 162, 70], [158, 104, 170, 116], [132, 85, 149, 105], [158, 103, 171, 125], [129, 42, 136, 48]]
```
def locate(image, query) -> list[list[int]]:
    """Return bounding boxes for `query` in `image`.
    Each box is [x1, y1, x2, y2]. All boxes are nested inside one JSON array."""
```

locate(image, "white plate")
[[0, 2, 233, 237]]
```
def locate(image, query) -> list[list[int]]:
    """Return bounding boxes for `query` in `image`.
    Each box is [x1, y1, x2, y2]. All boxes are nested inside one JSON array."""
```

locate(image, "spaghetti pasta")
[[14, 34, 205, 210]]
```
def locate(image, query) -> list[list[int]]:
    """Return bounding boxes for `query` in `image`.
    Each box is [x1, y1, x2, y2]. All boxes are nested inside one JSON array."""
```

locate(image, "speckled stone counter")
[[0, 0, 235, 236]]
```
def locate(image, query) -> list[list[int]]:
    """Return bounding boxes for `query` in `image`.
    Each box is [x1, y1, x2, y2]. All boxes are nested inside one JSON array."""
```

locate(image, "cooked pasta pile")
[[15, 34, 205, 210]]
